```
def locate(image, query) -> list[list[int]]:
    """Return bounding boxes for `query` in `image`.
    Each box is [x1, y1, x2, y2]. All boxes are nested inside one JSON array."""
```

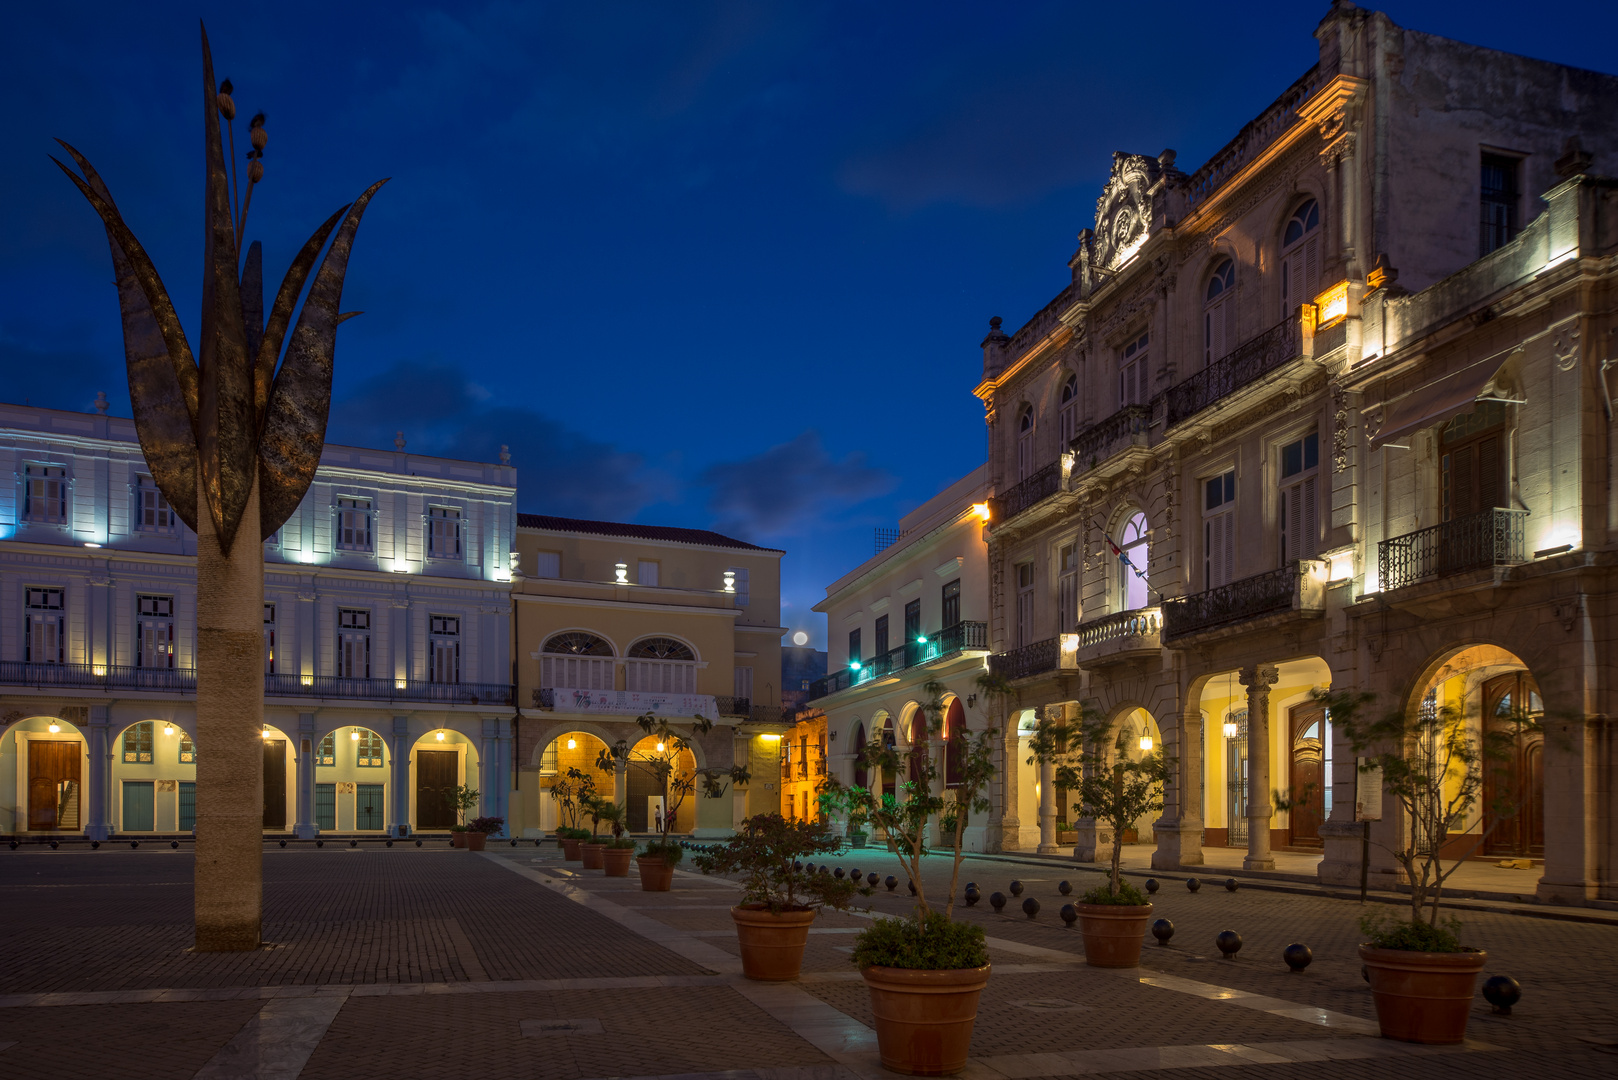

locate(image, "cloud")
[[699, 430, 894, 539], [328, 358, 659, 521]]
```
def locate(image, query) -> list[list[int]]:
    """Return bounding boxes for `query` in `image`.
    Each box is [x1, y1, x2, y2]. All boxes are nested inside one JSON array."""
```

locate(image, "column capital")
[[1238, 665, 1279, 689]]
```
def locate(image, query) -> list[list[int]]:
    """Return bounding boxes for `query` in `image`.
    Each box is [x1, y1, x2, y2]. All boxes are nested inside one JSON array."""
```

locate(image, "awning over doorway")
[[1367, 348, 1522, 450]]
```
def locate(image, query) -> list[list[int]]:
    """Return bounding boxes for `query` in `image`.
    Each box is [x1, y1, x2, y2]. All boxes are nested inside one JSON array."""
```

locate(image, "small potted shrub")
[[836, 677, 999, 1075], [1321, 688, 1531, 1043], [557, 826, 589, 861], [696, 814, 859, 980], [596, 803, 636, 876], [1030, 704, 1170, 968], [579, 793, 609, 869], [816, 783, 871, 849], [448, 784, 480, 848], [465, 816, 502, 852], [550, 768, 596, 859], [598, 712, 749, 891]]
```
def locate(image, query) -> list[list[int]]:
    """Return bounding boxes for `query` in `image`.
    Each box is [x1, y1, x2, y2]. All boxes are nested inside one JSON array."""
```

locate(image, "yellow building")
[[778, 709, 828, 822], [506, 515, 788, 836]]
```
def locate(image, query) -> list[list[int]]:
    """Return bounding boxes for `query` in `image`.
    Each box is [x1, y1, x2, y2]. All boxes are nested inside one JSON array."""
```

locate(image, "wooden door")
[[1288, 704, 1325, 847], [1483, 671, 1545, 856], [416, 750, 458, 829], [28, 740, 80, 831], [262, 739, 287, 829]]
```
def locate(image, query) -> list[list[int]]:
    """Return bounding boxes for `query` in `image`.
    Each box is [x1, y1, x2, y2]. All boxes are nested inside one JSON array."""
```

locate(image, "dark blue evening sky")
[[5, 2, 1616, 646]]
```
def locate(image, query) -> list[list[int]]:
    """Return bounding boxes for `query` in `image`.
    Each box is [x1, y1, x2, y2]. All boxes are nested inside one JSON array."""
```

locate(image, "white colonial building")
[[0, 400, 516, 841]]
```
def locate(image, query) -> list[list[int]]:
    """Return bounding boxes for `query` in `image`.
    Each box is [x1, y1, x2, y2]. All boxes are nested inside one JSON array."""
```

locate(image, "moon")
[[792, 631, 809, 647]]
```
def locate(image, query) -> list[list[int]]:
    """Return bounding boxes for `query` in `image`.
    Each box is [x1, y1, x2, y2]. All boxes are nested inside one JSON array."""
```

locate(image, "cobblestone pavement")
[[1, 842, 1614, 1079]]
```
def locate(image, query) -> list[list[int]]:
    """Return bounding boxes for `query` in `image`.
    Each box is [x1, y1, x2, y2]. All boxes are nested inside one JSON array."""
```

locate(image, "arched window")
[[626, 636, 696, 693], [1204, 258, 1235, 365], [1116, 511, 1150, 612], [1017, 407, 1035, 480], [852, 722, 868, 789], [541, 632, 614, 690], [1280, 199, 1321, 320], [1058, 374, 1080, 447], [943, 698, 965, 789]]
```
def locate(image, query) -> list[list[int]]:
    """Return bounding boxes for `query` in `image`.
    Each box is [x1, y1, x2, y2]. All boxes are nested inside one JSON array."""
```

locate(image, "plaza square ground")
[[1, 841, 1616, 1079]]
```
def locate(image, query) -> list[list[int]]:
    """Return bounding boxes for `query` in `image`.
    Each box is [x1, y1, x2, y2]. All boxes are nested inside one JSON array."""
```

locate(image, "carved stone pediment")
[[1092, 152, 1162, 270]]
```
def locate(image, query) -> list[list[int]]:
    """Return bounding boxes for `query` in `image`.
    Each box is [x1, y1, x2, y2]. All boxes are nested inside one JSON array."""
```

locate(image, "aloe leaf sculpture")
[[53, 24, 385, 950]]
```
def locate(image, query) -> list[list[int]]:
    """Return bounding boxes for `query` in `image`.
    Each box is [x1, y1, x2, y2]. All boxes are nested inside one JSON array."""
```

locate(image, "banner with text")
[[552, 687, 718, 718]]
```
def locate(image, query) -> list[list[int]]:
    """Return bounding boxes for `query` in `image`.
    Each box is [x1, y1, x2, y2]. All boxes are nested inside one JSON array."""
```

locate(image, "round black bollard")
[[1009, 880, 1024, 896], [885, 875, 898, 891], [907, 879, 917, 895], [90, 840, 99, 850], [171, 840, 179, 849], [510, 838, 517, 847], [1022, 897, 1040, 919], [867, 872, 880, 887], [1058, 880, 1072, 896], [834, 867, 845, 879], [965, 886, 981, 906], [794, 861, 803, 871], [278, 839, 287, 848], [130, 841, 138, 849], [850, 868, 861, 882], [1482, 975, 1521, 1015], [1145, 878, 1159, 894], [9, 841, 18, 850], [387, 840, 394, 848], [806, 863, 815, 873], [1152, 918, 1175, 946], [1225, 878, 1238, 892], [989, 891, 1006, 912], [1283, 943, 1312, 972], [1060, 903, 1078, 927], [316, 839, 324, 848], [447, 839, 455, 846], [350, 839, 358, 848], [1187, 877, 1201, 893], [50, 840, 60, 850], [1216, 930, 1242, 959], [965, 881, 977, 894], [415, 839, 423, 847], [534, 839, 542, 847]]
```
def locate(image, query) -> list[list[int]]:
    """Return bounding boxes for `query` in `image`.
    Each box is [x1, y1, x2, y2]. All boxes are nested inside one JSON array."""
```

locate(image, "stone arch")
[[626, 734, 700, 833], [625, 634, 699, 662], [541, 629, 619, 656], [7, 712, 88, 834]]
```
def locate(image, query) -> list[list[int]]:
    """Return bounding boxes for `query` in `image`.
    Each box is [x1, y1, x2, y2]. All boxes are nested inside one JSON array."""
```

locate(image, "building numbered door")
[[28, 740, 80, 831], [263, 739, 287, 829], [416, 750, 458, 829]]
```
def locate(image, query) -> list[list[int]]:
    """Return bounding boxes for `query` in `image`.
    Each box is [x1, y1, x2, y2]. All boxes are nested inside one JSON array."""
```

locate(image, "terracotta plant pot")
[[849, 833, 868, 849], [730, 905, 816, 980], [465, 831, 487, 852], [861, 964, 992, 1076], [637, 855, 675, 891], [560, 838, 583, 861], [1076, 903, 1153, 968], [1359, 944, 1487, 1044], [451, 831, 467, 849], [580, 842, 606, 869], [603, 847, 633, 876]]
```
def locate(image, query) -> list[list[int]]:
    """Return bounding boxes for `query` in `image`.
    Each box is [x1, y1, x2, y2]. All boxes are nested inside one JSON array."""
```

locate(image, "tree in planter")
[[815, 780, 872, 844], [549, 767, 597, 839], [1030, 705, 1173, 903], [596, 712, 749, 858], [448, 784, 480, 832], [1318, 686, 1542, 941], [695, 813, 862, 911]]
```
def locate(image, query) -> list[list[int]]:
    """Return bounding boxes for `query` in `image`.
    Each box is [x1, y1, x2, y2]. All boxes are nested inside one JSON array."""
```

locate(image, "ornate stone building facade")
[[972, 2, 1618, 904]]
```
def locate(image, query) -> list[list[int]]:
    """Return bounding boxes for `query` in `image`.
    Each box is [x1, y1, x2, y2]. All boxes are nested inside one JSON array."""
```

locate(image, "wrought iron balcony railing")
[[988, 637, 1060, 681], [987, 460, 1062, 524], [1377, 509, 1528, 592], [1163, 562, 1320, 642], [0, 662, 512, 706], [1164, 318, 1300, 428], [1069, 405, 1149, 473], [807, 621, 988, 700], [1075, 607, 1162, 650]]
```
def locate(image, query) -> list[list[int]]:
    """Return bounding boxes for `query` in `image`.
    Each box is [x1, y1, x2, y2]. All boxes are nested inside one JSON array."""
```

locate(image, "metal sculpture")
[[54, 25, 384, 951]]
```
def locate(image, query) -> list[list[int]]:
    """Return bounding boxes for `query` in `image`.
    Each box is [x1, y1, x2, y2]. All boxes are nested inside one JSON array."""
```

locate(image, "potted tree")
[[1322, 687, 1535, 1044], [1030, 704, 1171, 968], [448, 784, 480, 849], [595, 802, 636, 876], [550, 768, 596, 860], [816, 782, 871, 849], [696, 814, 859, 980], [834, 678, 999, 1076], [598, 712, 749, 892], [578, 791, 612, 870], [465, 816, 502, 852]]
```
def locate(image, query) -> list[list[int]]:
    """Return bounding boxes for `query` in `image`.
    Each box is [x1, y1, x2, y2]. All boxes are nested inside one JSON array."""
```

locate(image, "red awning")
[[1367, 348, 1522, 450]]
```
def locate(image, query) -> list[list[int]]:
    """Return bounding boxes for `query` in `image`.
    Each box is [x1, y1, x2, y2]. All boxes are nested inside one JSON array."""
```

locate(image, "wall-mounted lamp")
[[83, 542, 102, 549], [1534, 543, 1573, 559], [164, 723, 175, 737], [566, 737, 576, 750], [391, 558, 410, 574], [971, 503, 991, 523], [435, 730, 446, 742], [758, 733, 781, 742], [966, 694, 977, 709], [350, 729, 360, 741], [655, 741, 666, 752], [615, 562, 629, 584], [48, 720, 61, 733], [261, 726, 272, 740]]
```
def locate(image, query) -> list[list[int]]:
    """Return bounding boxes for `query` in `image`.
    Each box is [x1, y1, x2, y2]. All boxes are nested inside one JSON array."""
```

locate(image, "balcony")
[[0, 662, 513, 706], [1377, 509, 1528, 593], [808, 621, 988, 700], [988, 461, 1062, 524], [1069, 405, 1149, 475], [1164, 318, 1300, 428], [1073, 607, 1162, 665], [988, 637, 1061, 681], [1162, 561, 1325, 643]]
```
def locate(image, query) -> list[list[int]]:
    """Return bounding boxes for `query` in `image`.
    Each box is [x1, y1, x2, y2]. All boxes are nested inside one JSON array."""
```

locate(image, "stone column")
[[1037, 757, 1058, 854], [1537, 713, 1601, 904], [294, 713, 317, 839], [1240, 665, 1279, 872], [993, 720, 1021, 852], [388, 715, 410, 837], [480, 717, 500, 823], [1153, 697, 1205, 869], [192, 475, 264, 952], [85, 705, 112, 842]]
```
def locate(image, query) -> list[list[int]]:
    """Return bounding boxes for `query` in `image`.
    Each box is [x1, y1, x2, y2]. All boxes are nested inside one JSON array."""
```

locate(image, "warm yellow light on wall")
[[971, 502, 991, 522], [1315, 281, 1349, 325], [435, 730, 447, 742], [350, 729, 361, 741], [566, 737, 577, 750], [164, 723, 175, 736], [1328, 552, 1354, 582], [261, 727, 271, 739], [758, 733, 781, 742], [656, 741, 666, 752]]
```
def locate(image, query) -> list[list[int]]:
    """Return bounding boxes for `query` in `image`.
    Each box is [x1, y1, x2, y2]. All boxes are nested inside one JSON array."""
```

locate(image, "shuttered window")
[[136, 476, 174, 532], [942, 578, 961, 629], [1204, 259, 1235, 366], [1058, 375, 1080, 447], [1279, 432, 1321, 564], [1017, 409, 1035, 480], [1203, 470, 1236, 590], [1280, 200, 1321, 321], [137, 595, 175, 669], [1015, 562, 1035, 648], [23, 465, 68, 523], [25, 587, 65, 664], [427, 506, 462, 559], [1057, 544, 1079, 632], [1119, 332, 1150, 408], [336, 498, 372, 552], [338, 609, 371, 679], [1441, 404, 1506, 521], [430, 615, 460, 684]]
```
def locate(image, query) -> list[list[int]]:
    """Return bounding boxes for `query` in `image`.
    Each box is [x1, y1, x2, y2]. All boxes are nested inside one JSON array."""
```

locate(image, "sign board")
[[1355, 757, 1383, 821], [552, 687, 718, 719]]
